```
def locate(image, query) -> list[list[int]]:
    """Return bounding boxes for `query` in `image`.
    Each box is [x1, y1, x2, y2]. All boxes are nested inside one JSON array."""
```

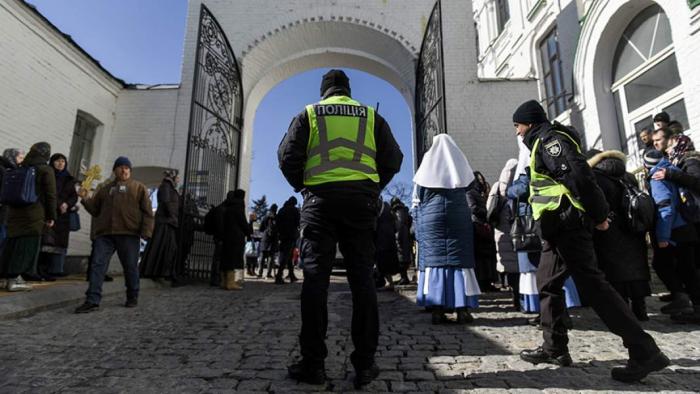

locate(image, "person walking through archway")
[[275, 196, 300, 284]]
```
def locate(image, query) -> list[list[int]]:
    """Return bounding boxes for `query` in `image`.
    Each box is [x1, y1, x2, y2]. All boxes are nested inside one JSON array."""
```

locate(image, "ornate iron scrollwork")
[[180, 5, 244, 280], [415, 0, 447, 167]]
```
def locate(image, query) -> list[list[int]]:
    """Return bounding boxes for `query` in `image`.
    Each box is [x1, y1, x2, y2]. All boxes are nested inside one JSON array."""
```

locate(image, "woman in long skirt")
[[413, 134, 481, 324], [140, 171, 180, 281]]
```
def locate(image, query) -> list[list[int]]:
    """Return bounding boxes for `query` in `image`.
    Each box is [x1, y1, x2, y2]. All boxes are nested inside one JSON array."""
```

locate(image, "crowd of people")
[[2, 68, 698, 387], [0, 144, 78, 291]]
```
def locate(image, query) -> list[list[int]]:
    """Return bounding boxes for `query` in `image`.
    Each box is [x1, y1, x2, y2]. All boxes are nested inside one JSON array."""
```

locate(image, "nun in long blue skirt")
[[518, 252, 582, 312], [413, 134, 481, 324]]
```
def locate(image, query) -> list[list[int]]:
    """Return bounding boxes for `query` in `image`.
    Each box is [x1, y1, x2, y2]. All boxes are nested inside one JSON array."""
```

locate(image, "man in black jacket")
[[513, 100, 668, 383], [275, 196, 300, 284], [278, 69, 402, 388]]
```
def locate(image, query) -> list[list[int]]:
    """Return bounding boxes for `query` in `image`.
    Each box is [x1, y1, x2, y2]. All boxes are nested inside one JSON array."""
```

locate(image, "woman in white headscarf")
[[413, 134, 481, 324]]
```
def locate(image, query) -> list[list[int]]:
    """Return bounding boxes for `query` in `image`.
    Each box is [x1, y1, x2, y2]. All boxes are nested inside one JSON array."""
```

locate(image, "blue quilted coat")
[[414, 186, 476, 270]]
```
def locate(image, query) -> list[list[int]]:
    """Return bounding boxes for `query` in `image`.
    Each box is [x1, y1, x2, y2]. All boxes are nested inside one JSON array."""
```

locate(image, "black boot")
[[431, 310, 448, 325], [671, 305, 700, 324], [527, 314, 541, 327], [353, 363, 380, 389], [520, 347, 572, 366], [287, 361, 326, 385], [456, 308, 474, 324], [397, 270, 410, 286], [660, 292, 692, 315], [631, 297, 649, 322], [611, 351, 670, 383]]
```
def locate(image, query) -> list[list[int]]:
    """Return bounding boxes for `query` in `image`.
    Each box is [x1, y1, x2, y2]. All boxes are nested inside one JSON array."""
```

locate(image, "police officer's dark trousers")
[[537, 206, 659, 360], [299, 192, 379, 371]]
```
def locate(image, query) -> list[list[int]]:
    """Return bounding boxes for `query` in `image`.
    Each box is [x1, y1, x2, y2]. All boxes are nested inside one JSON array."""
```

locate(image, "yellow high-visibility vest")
[[529, 131, 585, 220], [303, 95, 379, 186]]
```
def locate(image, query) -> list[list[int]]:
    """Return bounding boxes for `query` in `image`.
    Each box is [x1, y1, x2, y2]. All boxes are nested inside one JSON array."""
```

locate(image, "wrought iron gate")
[[180, 4, 243, 280], [415, 0, 447, 166]]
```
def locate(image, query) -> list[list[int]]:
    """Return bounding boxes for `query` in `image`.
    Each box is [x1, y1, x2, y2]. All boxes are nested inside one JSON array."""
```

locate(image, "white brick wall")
[[112, 87, 179, 172], [0, 0, 122, 256]]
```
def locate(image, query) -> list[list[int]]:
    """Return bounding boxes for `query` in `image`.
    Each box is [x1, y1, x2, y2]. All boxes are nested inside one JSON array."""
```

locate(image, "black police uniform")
[[523, 122, 660, 361], [278, 90, 403, 376]]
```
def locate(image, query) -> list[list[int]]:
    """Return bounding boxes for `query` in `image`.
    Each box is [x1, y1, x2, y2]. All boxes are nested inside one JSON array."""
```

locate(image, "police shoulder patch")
[[544, 139, 562, 157]]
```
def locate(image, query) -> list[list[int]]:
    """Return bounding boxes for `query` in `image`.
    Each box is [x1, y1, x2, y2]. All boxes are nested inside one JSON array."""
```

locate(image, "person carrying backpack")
[[651, 135, 700, 324], [1, 142, 56, 292], [645, 149, 700, 325], [587, 149, 651, 321]]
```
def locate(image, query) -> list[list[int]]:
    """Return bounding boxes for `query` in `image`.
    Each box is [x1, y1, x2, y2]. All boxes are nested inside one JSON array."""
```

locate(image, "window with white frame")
[[496, 0, 510, 34], [611, 5, 688, 155], [68, 111, 99, 178], [539, 27, 568, 119]]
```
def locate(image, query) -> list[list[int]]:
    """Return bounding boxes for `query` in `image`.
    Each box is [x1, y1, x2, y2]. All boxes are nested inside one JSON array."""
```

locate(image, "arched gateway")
[[172, 0, 537, 278]]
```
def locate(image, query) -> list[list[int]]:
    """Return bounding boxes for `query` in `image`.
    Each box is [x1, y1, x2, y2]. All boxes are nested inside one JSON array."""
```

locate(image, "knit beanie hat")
[[113, 156, 132, 170], [320, 69, 350, 97], [512, 100, 548, 125], [643, 149, 663, 169]]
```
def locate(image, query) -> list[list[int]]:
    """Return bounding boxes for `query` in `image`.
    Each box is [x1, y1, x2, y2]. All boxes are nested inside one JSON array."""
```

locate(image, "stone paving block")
[[236, 379, 271, 391], [0, 281, 697, 393], [404, 369, 436, 381], [389, 381, 419, 392]]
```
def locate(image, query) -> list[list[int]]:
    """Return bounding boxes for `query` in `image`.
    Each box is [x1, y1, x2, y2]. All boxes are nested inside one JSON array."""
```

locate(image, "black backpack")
[[678, 187, 700, 224], [203, 204, 224, 236], [0, 166, 38, 206], [619, 179, 655, 233]]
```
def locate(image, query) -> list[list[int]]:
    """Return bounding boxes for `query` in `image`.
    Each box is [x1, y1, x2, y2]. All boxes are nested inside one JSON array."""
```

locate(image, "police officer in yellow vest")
[[278, 70, 403, 388], [513, 100, 668, 383]]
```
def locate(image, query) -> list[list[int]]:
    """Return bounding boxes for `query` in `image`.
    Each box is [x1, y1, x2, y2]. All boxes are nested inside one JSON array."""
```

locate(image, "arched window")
[[611, 5, 688, 154]]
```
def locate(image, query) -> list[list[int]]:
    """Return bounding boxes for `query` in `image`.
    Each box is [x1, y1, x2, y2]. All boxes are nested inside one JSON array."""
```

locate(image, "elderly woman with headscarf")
[[1, 142, 56, 291], [139, 170, 181, 284], [0, 149, 25, 257], [37, 153, 78, 280], [413, 134, 481, 324]]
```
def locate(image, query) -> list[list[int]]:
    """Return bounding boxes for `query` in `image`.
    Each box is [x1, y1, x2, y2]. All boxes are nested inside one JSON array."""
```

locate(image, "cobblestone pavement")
[[1, 274, 699, 393]]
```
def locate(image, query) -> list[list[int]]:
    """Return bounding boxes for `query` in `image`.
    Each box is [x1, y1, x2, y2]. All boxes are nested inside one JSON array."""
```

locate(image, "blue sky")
[[27, 0, 414, 206]]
